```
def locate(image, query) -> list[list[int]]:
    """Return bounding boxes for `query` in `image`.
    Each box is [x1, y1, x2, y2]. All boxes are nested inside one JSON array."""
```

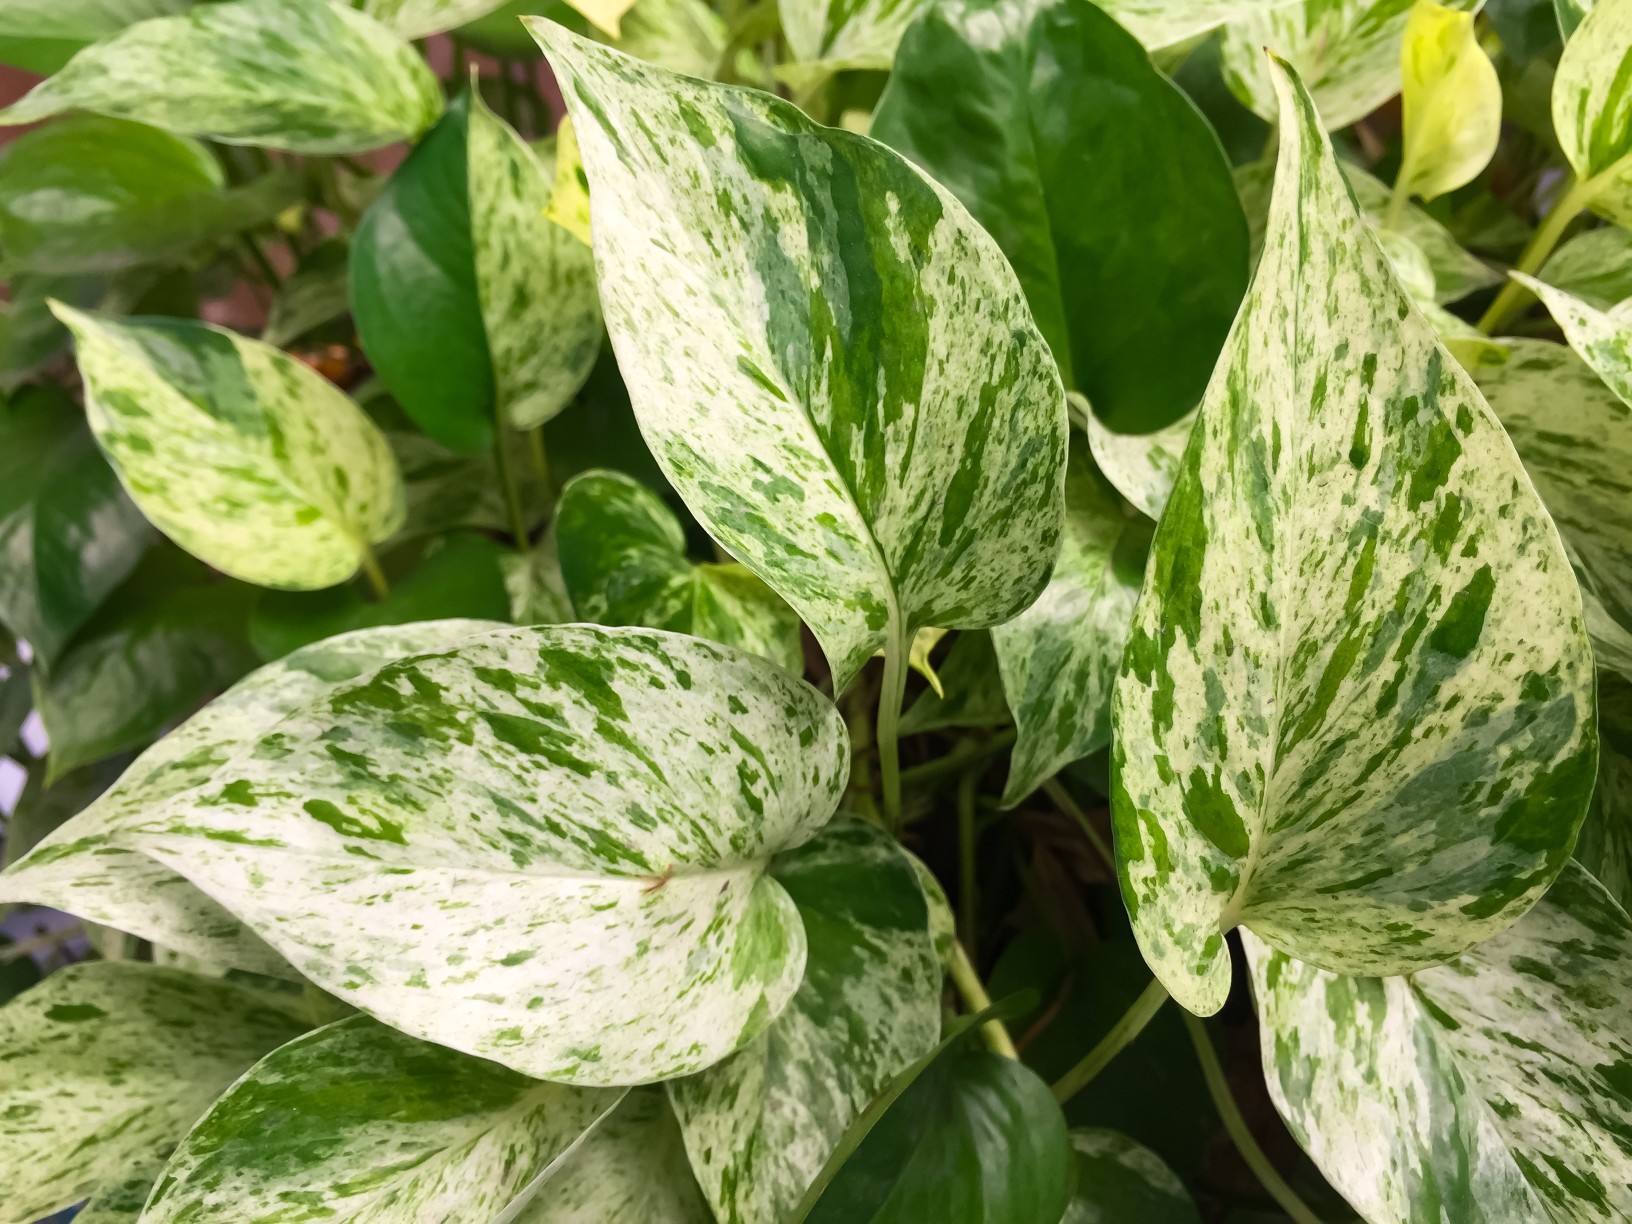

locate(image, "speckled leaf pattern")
[[515, 1089, 712, 1223], [1554, 0, 1632, 228], [1111, 59, 1597, 1017], [1459, 337, 1632, 682], [1222, 0, 1480, 130], [528, 24, 1067, 691], [992, 437, 1145, 805], [1086, 406, 1194, 523], [53, 306, 405, 590], [356, 0, 511, 37], [131, 625, 849, 1084], [0, 621, 502, 973], [142, 1015, 626, 1223], [1061, 1129, 1199, 1224], [1091, 0, 1291, 49], [0, 962, 306, 1224], [1578, 672, 1632, 908], [467, 92, 602, 432], [0, 0, 443, 154], [1246, 862, 1632, 1223], [666, 818, 943, 1224], [555, 469, 804, 674], [1516, 276, 1632, 409], [779, 0, 929, 85], [76, 1160, 166, 1224]]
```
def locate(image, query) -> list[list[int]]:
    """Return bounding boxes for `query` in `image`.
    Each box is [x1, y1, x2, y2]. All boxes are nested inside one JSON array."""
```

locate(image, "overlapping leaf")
[[0, 0, 193, 75], [1086, 406, 1194, 523], [1540, 227, 1632, 309], [1111, 57, 1596, 1016], [778, 0, 929, 88], [1061, 1129, 1199, 1224], [1553, 0, 1632, 227], [529, 23, 1066, 690], [1577, 672, 1632, 907], [1246, 863, 1632, 1222]]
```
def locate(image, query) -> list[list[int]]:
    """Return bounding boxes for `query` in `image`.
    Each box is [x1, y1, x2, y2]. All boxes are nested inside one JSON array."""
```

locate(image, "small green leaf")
[[1557, 0, 1595, 37], [0, 0, 443, 154], [55, 305, 405, 591], [0, 962, 306, 1224], [1576, 671, 1632, 907], [0, 0, 193, 76], [1247, 862, 1632, 1222], [1112, 56, 1596, 1016], [1553, 0, 1632, 227], [1396, 0, 1502, 203], [1061, 1129, 1199, 1224], [390, 427, 550, 542], [141, 1016, 625, 1223], [1514, 274, 1632, 408], [873, 0, 1248, 433], [556, 469, 803, 674], [262, 238, 350, 349], [529, 22, 1067, 690]]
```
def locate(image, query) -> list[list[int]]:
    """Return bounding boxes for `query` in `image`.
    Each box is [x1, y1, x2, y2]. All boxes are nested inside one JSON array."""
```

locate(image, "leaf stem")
[[1182, 1011, 1325, 1224], [1051, 976, 1167, 1103], [1477, 172, 1599, 334], [957, 766, 978, 951], [1042, 776, 1115, 875], [1384, 162, 1413, 233], [527, 426, 555, 511], [876, 626, 909, 829], [899, 728, 1016, 790], [358, 544, 389, 600], [494, 432, 531, 549], [948, 939, 1018, 1059]]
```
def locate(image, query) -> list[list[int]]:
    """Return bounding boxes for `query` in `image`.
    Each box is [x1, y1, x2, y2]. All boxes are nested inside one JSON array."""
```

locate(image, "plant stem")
[[1477, 173, 1599, 334], [1042, 776, 1115, 875], [1183, 1012, 1325, 1224], [957, 767, 978, 952], [527, 426, 555, 511], [899, 728, 1016, 791], [240, 233, 283, 290], [1051, 976, 1167, 1103], [494, 432, 531, 549], [358, 545, 389, 600], [876, 626, 909, 829], [948, 939, 1018, 1059]]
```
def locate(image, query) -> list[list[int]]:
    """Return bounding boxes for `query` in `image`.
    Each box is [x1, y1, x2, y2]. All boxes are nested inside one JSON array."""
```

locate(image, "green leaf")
[[54, 306, 405, 591], [1553, 0, 1632, 227], [667, 817, 944, 1224], [1061, 1128, 1199, 1224], [0, 383, 150, 667], [0, 961, 306, 1224], [503, 535, 574, 625], [1539, 226, 1632, 310], [993, 438, 1146, 805], [603, 0, 731, 77], [0, 621, 504, 973], [1246, 861, 1632, 1223], [262, 238, 351, 349], [1515, 274, 1632, 408], [76, 1162, 167, 1224], [1558, 0, 1595, 37], [777, 0, 928, 88], [0, 0, 443, 155], [556, 469, 804, 675], [528, 23, 1067, 691], [0, 116, 299, 277], [141, 1015, 625, 1223], [0, 0, 193, 75], [353, 87, 600, 451], [1221, 0, 1481, 131], [1396, 0, 1502, 204], [516, 1088, 712, 1222], [390, 428, 550, 542], [1111, 57, 1596, 1017], [1085, 404, 1194, 523], [872, 0, 1247, 434], [1458, 337, 1632, 681], [1577, 671, 1632, 908], [129, 625, 849, 1084], [898, 630, 1011, 736], [356, 0, 514, 37]]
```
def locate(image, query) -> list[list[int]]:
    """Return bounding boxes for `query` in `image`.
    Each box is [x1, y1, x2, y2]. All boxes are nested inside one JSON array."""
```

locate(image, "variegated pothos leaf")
[[1090, 0, 1292, 50], [1061, 1129, 1199, 1224], [355, 0, 512, 38], [1086, 405, 1195, 523], [1553, 0, 1632, 228], [1111, 57, 1596, 1016], [1577, 672, 1632, 908], [778, 0, 929, 88]]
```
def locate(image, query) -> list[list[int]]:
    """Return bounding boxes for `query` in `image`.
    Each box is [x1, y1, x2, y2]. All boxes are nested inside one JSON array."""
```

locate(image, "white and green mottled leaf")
[[1061, 1129, 1199, 1224], [0, 0, 443, 154], [1458, 336, 1632, 682], [527, 24, 1067, 691], [131, 625, 849, 1084], [53, 305, 405, 591], [0, 0, 195, 76], [1246, 862, 1632, 1223], [993, 437, 1146, 805], [0, 621, 502, 973], [1514, 275, 1632, 407], [503, 536, 574, 626], [0, 962, 306, 1224], [778, 0, 929, 88], [1540, 227, 1632, 310], [603, 0, 732, 77], [1090, 0, 1292, 50], [141, 1015, 625, 1223], [555, 469, 804, 674], [666, 818, 943, 1224], [77, 1160, 166, 1224], [1553, 0, 1632, 228], [355, 0, 510, 37], [1111, 58, 1597, 1017], [516, 1089, 712, 1223], [1578, 671, 1632, 908], [1087, 406, 1195, 523], [468, 91, 602, 432], [1221, 0, 1479, 131]]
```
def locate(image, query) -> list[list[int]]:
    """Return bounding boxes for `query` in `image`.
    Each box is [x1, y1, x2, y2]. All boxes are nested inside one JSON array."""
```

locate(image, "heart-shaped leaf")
[[54, 306, 405, 591], [1111, 56, 1596, 1017], [556, 469, 803, 675], [1062, 1129, 1199, 1224], [527, 22, 1067, 690], [0, 962, 306, 1224], [1553, 0, 1632, 228], [1246, 862, 1632, 1223], [1395, 0, 1502, 204]]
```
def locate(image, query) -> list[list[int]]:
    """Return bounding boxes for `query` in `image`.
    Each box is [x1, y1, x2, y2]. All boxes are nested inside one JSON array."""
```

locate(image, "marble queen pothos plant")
[[1, 0, 1632, 1220]]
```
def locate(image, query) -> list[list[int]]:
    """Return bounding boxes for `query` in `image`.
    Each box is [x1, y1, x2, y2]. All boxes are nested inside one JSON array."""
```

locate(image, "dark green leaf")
[[1062, 1128, 1199, 1223], [1576, 670, 1632, 909], [0, 0, 195, 75]]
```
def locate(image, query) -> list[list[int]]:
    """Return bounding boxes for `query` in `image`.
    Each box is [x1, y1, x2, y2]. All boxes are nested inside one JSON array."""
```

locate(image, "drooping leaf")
[[1396, 0, 1502, 204], [54, 306, 405, 591], [898, 630, 1011, 735], [993, 438, 1147, 805], [0, 962, 306, 1224], [352, 87, 600, 451], [0, 0, 443, 155], [555, 469, 803, 675], [1061, 1129, 1199, 1224], [1539, 226, 1632, 309], [1085, 405, 1194, 523], [528, 24, 1067, 691], [873, 0, 1247, 434], [0, 0, 194, 75], [1246, 862, 1632, 1223], [356, 0, 514, 37], [128, 625, 848, 1084], [1577, 671, 1632, 907], [0, 621, 504, 973], [1553, 0, 1632, 228], [0, 383, 150, 667], [1111, 57, 1596, 1017], [1221, 0, 1480, 131], [141, 1015, 625, 1223], [667, 818, 944, 1224]]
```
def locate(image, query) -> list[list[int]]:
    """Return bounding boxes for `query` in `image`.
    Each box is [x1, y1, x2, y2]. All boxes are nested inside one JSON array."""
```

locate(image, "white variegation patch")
[[1515, 276, 1632, 408], [1553, 0, 1632, 228], [1247, 863, 1632, 1223], [528, 24, 1067, 690], [1112, 58, 1596, 1015]]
